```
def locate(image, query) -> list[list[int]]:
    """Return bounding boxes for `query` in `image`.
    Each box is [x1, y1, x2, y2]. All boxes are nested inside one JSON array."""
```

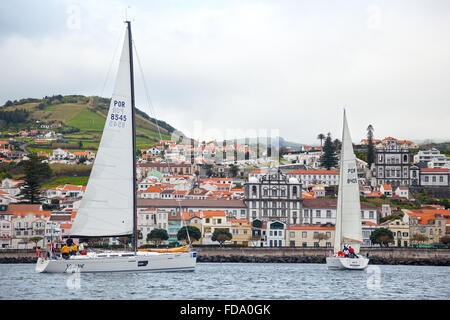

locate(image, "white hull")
[[35, 251, 197, 273], [326, 256, 369, 270]]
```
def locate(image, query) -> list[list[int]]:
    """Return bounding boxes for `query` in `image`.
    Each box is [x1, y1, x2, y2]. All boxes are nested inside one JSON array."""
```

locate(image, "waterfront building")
[[201, 210, 231, 245], [286, 225, 334, 247], [403, 209, 450, 244], [12, 210, 51, 248], [381, 219, 410, 247], [137, 208, 169, 247], [301, 198, 378, 226], [0, 217, 12, 248], [361, 221, 379, 247], [244, 167, 302, 225], [137, 198, 247, 220], [229, 218, 252, 246]]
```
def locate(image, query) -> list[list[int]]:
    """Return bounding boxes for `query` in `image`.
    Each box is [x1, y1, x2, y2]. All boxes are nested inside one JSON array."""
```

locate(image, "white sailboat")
[[326, 110, 369, 270], [36, 21, 197, 273]]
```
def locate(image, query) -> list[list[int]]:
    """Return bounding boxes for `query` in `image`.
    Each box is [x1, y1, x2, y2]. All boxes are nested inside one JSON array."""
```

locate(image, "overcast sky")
[[0, 0, 449, 145]]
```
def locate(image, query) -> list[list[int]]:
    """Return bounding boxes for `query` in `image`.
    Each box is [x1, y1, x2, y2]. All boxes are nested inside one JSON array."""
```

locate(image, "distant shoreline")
[[1, 247, 449, 266]]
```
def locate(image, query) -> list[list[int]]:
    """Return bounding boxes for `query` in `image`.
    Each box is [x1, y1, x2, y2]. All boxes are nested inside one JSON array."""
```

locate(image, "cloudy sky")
[[0, 0, 449, 145]]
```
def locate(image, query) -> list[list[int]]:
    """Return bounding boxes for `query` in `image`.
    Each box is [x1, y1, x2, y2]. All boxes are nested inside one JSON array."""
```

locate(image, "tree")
[[177, 226, 201, 245], [439, 235, 450, 248], [29, 236, 43, 248], [410, 233, 428, 245], [313, 232, 329, 247], [211, 228, 232, 247], [18, 153, 51, 204], [229, 164, 239, 178], [319, 133, 338, 170], [333, 139, 341, 151], [370, 228, 394, 247], [367, 124, 375, 168], [147, 228, 168, 247], [317, 133, 326, 149]]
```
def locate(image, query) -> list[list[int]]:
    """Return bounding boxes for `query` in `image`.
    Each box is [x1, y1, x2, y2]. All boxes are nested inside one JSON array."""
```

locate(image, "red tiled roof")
[[288, 170, 339, 175], [288, 225, 334, 230], [420, 168, 448, 173]]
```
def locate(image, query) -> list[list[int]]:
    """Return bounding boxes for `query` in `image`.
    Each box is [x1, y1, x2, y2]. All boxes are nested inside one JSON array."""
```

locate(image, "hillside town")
[[1, 132, 449, 250]]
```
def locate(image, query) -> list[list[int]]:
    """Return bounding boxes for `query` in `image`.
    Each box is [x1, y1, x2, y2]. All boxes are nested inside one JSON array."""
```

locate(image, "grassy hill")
[[0, 95, 175, 151]]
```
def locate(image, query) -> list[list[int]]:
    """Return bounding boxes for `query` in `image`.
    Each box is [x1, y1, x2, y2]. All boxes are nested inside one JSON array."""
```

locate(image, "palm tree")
[[317, 133, 326, 149]]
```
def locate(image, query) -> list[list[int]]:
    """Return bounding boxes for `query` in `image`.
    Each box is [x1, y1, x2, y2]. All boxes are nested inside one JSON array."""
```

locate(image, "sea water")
[[0, 263, 449, 300]]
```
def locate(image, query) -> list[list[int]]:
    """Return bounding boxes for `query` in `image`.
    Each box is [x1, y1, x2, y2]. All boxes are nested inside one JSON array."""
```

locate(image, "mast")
[[126, 21, 138, 254]]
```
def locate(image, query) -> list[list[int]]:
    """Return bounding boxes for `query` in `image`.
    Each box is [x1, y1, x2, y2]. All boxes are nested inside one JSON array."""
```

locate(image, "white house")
[[394, 186, 409, 199]]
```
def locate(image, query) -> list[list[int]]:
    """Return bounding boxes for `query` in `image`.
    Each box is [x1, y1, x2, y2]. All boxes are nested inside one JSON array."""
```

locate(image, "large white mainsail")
[[333, 110, 363, 254], [70, 29, 134, 237]]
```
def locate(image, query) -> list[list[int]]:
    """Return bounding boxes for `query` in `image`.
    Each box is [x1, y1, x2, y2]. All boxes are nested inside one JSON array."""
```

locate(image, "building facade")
[[375, 138, 411, 187], [244, 167, 302, 225]]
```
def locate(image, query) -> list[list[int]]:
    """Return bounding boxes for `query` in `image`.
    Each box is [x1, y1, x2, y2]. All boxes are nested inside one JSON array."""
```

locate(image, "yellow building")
[[201, 210, 231, 245], [228, 219, 252, 246], [286, 225, 334, 247], [380, 219, 410, 247]]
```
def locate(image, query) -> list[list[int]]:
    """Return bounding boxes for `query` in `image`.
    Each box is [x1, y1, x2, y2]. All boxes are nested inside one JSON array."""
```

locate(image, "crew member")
[[70, 243, 78, 255], [349, 246, 357, 258], [61, 245, 70, 259]]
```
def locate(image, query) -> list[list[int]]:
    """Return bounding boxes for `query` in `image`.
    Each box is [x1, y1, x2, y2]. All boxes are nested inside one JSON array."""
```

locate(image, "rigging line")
[[133, 40, 192, 246], [99, 30, 123, 99], [132, 40, 174, 176]]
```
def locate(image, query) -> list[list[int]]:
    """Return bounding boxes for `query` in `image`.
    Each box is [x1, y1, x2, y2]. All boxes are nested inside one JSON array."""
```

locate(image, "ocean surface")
[[0, 263, 449, 300]]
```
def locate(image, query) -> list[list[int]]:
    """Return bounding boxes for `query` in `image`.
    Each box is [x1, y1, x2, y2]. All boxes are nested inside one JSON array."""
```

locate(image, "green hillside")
[[0, 95, 174, 150]]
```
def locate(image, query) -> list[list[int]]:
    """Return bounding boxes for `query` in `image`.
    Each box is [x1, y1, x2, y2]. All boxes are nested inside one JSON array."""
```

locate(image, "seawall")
[[195, 247, 450, 266], [1, 247, 449, 266]]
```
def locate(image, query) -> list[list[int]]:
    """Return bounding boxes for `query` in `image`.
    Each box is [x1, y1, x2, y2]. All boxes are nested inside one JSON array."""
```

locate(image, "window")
[[326, 210, 331, 218], [316, 210, 321, 218], [369, 211, 374, 219], [290, 232, 295, 238], [302, 232, 307, 238], [272, 189, 277, 197]]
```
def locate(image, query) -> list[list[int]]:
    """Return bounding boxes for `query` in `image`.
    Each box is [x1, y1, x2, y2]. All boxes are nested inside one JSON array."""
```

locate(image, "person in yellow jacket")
[[70, 244, 78, 255], [61, 245, 70, 259]]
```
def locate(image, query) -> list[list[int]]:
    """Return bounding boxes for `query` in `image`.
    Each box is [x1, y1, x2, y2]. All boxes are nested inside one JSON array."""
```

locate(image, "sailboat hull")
[[36, 251, 197, 273], [326, 256, 369, 270]]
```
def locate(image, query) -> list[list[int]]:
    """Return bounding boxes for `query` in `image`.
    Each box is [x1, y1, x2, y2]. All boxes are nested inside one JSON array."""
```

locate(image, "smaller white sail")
[[334, 110, 363, 253]]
